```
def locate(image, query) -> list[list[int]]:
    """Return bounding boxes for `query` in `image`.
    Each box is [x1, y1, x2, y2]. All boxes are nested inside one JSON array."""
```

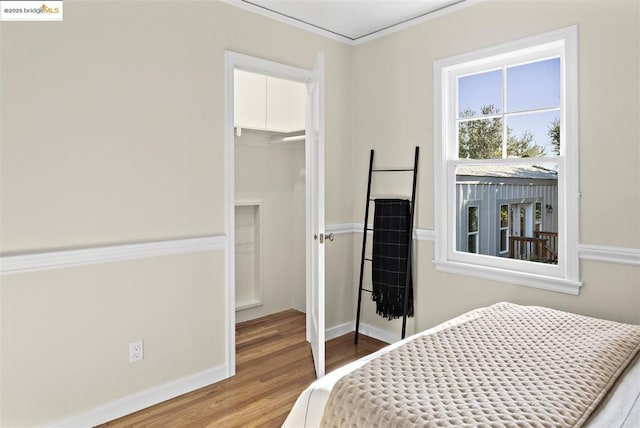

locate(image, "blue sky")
[[458, 57, 560, 156]]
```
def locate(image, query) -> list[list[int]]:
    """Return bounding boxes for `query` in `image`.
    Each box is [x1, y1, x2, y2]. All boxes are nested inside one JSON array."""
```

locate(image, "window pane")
[[458, 70, 502, 119], [468, 234, 477, 253], [507, 110, 560, 157], [500, 229, 508, 253], [458, 117, 503, 159], [468, 206, 478, 233], [506, 58, 560, 112], [456, 164, 558, 264], [500, 204, 509, 227]]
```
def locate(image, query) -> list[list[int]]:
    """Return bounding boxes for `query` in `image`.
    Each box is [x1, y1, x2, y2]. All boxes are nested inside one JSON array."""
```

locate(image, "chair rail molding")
[[0, 235, 227, 275], [326, 223, 639, 267], [579, 244, 640, 267], [1, 229, 637, 275]]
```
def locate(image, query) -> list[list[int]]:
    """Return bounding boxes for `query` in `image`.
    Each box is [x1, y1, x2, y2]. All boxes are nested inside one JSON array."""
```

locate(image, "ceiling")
[[234, 0, 470, 43]]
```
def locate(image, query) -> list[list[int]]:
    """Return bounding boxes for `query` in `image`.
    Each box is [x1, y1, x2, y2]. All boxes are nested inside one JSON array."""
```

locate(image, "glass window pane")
[[458, 70, 502, 119], [468, 234, 477, 253], [506, 57, 560, 113], [458, 117, 503, 159], [500, 204, 509, 227], [456, 163, 558, 264], [500, 229, 508, 253], [535, 205, 542, 232], [507, 110, 560, 157], [468, 206, 478, 232]]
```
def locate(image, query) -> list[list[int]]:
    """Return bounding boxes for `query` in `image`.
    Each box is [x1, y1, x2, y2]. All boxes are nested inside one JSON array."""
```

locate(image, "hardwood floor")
[[101, 310, 387, 427]]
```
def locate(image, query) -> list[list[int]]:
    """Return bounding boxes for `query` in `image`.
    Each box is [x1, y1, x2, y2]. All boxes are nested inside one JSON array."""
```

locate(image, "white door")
[[306, 52, 325, 378], [511, 203, 534, 238]]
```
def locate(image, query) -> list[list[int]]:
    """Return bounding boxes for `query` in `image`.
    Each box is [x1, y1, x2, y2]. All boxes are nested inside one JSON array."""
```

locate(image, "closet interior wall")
[[235, 129, 306, 323]]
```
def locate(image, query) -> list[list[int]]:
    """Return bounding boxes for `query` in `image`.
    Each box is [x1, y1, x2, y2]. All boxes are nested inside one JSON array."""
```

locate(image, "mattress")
[[283, 304, 640, 428]]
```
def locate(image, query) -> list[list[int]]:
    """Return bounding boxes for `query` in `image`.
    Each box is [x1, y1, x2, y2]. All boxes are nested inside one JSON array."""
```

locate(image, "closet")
[[234, 70, 307, 323]]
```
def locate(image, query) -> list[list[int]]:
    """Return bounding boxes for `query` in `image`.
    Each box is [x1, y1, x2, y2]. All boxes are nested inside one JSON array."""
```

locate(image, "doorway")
[[510, 203, 534, 238], [233, 69, 307, 323], [224, 51, 326, 379]]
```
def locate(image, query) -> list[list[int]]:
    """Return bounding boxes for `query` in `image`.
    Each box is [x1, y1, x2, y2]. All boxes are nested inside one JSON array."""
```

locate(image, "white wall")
[[0, 1, 354, 426], [351, 0, 640, 338], [1, 252, 226, 426], [2, 0, 638, 425], [234, 130, 306, 322]]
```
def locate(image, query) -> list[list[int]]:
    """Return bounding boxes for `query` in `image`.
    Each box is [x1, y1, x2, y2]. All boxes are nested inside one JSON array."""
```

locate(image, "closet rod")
[[268, 131, 305, 144]]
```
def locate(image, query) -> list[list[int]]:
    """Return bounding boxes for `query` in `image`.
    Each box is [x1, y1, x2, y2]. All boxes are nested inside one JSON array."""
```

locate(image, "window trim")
[[433, 26, 581, 295]]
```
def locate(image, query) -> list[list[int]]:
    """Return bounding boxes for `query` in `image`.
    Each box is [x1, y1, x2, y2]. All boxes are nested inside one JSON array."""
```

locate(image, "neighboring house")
[[456, 165, 558, 263]]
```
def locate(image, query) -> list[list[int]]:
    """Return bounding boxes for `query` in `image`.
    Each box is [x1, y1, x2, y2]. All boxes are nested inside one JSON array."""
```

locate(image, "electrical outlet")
[[129, 340, 144, 363]]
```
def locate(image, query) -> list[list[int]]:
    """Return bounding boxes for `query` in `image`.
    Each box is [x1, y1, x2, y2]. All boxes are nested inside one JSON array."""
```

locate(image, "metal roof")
[[456, 165, 558, 180]]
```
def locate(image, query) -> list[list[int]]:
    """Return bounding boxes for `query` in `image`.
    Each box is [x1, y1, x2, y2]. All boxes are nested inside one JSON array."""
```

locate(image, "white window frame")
[[434, 26, 581, 295]]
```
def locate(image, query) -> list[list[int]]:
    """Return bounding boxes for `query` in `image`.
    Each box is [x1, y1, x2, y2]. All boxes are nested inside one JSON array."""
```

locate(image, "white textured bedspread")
[[320, 303, 640, 428]]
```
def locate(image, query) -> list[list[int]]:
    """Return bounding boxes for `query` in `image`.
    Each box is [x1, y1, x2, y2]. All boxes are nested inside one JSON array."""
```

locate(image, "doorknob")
[[313, 233, 333, 244], [314, 233, 324, 243]]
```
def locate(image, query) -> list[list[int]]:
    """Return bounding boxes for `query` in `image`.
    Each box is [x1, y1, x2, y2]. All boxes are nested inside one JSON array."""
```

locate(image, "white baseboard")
[[49, 365, 228, 428], [48, 322, 397, 427], [356, 323, 400, 344], [325, 320, 398, 345], [325, 321, 354, 340]]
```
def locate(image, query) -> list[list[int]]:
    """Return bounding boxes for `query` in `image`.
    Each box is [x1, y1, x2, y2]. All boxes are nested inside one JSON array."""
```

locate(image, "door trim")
[[224, 51, 323, 377]]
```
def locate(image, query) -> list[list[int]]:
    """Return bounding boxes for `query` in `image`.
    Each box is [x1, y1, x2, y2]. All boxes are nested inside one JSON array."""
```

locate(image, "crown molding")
[[222, 0, 353, 44], [222, 0, 485, 47], [352, 0, 485, 46]]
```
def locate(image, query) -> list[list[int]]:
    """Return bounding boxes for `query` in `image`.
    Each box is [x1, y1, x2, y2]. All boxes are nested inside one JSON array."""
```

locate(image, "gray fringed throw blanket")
[[371, 199, 413, 320]]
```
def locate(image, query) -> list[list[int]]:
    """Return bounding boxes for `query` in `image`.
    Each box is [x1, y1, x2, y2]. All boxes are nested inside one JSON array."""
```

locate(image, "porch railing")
[[509, 232, 558, 264], [535, 231, 557, 262]]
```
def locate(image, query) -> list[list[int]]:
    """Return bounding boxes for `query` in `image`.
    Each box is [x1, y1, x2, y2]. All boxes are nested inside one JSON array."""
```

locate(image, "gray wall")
[[456, 178, 558, 256]]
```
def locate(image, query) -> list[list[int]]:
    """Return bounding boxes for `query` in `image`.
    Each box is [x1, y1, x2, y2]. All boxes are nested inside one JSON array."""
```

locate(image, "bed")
[[284, 303, 640, 428]]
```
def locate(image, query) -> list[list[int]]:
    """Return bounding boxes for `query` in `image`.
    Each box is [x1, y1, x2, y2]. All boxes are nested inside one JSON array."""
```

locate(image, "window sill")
[[434, 259, 582, 295]]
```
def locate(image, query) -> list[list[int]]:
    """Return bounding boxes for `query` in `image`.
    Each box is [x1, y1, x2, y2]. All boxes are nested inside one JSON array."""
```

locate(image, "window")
[[467, 206, 479, 253], [535, 201, 543, 232], [499, 204, 509, 254], [457, 58, 560, 160], [434, 26, 581, 294]]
